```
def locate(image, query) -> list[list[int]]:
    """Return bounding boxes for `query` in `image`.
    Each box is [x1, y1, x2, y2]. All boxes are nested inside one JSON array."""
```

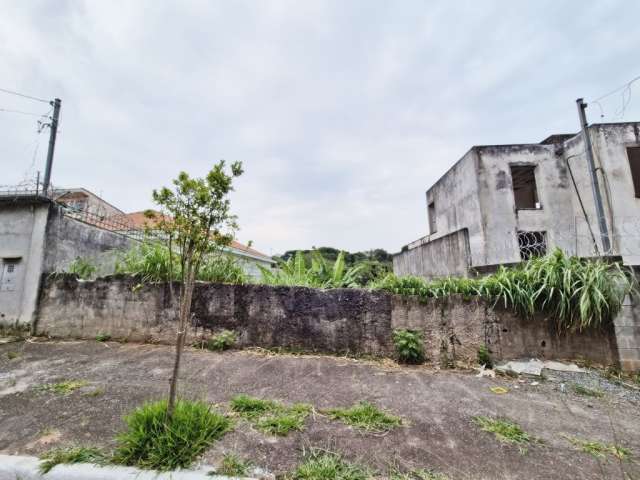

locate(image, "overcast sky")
[[2, 1, 640, 255]]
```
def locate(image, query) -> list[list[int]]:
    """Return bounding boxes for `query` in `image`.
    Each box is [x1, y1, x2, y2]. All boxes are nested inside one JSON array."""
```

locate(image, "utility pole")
[[42, 97, 61, 196], [576, 98, 611, 254]]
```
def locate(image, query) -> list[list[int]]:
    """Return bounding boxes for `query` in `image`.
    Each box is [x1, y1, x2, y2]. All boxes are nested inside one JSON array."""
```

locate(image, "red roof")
[[125, 211, 272, 261]]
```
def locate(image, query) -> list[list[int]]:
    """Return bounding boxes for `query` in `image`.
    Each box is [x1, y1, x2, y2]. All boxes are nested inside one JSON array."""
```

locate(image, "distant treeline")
[[273, 247, 393, 286]]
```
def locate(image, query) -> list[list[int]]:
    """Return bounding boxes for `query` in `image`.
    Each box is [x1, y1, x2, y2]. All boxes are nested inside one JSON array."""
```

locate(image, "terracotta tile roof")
[[125, 211, 273, 262]]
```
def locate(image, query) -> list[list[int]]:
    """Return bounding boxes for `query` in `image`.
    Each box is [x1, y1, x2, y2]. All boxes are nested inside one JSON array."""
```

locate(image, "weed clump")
[[6, 351, 19, 360], [39, 446, 107, 473], [230, 394, 312, 436], [95, 332, 111, 342], [564, 435, 631, 460], [206, 330, 237, 351], [392, 329, 425, 364], [67, 257, 97, 279], [37, 380, 88, 395], [572, 384, 604, 398], [216, 453, 252, 476], [292, 449, 369, 480], [477, 345, 492, 368], [113, 399, 231, 470], [326, 401, 402, 433], [389, 468, 449, 480], [473, 416, 534, 454]]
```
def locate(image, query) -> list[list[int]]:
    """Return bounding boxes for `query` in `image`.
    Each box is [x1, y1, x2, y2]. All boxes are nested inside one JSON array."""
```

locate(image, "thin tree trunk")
[[167, 260, 195, 418]]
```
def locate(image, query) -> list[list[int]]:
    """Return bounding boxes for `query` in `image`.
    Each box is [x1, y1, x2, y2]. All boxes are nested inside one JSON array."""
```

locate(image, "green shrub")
[[39, 446, 107, 473], [326, 401, 402, 433], [292, 449, 369, 480], [477, 345, 492, 368], [112, 399, 231, 470], [116, 243, 247, 284], [376, 249, 635, 332], [392, 329, 425, 364], [206, 330, 237, 351], [67, 257, 97, 279], [198, 254, 248, 284], [259, 250, 363, 288], [115, 242, 178, 282]]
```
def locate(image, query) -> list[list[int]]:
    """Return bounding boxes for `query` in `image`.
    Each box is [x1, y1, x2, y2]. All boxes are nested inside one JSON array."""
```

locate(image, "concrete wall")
[[0, 200, 49, 325], [0, 200, 134, 327], [393, 229, 471, 280], [42, 204, 133, 276], [35, 275, 624, 368]]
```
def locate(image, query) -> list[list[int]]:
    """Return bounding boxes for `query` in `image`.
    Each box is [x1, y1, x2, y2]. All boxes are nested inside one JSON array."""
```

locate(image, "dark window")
[[517, 231, 547, 260], [510, 165, 540, 209], [428, 202, 437, 233], [627, 147, 640, 198]]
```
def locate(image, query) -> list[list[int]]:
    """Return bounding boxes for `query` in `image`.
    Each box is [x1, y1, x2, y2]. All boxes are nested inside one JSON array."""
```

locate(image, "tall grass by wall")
[[374, 249, 635, 332]]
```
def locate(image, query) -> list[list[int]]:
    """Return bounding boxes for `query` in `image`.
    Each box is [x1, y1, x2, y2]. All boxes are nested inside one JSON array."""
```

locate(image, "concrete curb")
[[0, 455, 252, 480]]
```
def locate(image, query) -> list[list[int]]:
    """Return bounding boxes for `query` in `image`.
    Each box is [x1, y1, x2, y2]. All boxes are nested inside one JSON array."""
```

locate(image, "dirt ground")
[[1, 339, 639, 480]]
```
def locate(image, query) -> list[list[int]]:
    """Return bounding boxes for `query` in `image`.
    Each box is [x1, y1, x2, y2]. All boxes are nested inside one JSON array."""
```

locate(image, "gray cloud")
[[2, 0, 640, 256]]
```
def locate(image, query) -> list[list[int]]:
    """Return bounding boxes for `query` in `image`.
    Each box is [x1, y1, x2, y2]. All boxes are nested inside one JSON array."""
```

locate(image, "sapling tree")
[[150, 161, 243, 417]]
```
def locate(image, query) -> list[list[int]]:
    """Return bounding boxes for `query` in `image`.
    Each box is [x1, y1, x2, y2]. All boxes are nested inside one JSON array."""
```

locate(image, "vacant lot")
[[1, 340, 639, 479]]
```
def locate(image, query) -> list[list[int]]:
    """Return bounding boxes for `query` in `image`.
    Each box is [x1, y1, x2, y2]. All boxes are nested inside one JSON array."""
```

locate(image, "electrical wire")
[[589, 74, 640, 120], [0, 87, 49, 103], [0, 107, 50, 117]]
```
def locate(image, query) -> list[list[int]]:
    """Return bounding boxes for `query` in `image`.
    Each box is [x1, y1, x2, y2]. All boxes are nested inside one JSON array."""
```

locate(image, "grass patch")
[[291, 449, 369, 480], [39, 446, 107, 474], [206, 330, 237, 351], [389, 468, 449, 480], [572, 384, 604, 398], [326, 402, 402, 433], [230, 394, 312, 436], [564, 435, 631, 460], [37, 380, 88, 395], [112, 399, 231, 471], [6, 351, 19, 360], [473, 416, 533, 453], [95, 332, 111, 342], [214, 453, 252, 476], [84, 387, 105, 397], [392, 329, 425, 364]]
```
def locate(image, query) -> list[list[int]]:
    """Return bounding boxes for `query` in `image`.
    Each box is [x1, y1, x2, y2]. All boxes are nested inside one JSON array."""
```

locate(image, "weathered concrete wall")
[[42, 204, 133, 276], [35, 275, 622, 368], [0, 200, 49, 326], [393, 229, 470, 280]]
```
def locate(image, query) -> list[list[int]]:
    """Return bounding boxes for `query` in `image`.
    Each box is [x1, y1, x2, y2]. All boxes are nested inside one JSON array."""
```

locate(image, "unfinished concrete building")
[[394, 122, 640, 279]]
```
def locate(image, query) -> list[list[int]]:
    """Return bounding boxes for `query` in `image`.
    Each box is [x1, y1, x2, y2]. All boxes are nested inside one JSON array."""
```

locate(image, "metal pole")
[[42, 98, 61, 196], [576, 98, 611, 254]]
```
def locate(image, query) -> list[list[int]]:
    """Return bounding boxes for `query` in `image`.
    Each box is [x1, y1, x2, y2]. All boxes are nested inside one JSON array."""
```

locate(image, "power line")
[[0, 107, 50, 117], [591, 75, 640, 103], [588, 74, 640, 120], [0, 87, 49, 103]]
